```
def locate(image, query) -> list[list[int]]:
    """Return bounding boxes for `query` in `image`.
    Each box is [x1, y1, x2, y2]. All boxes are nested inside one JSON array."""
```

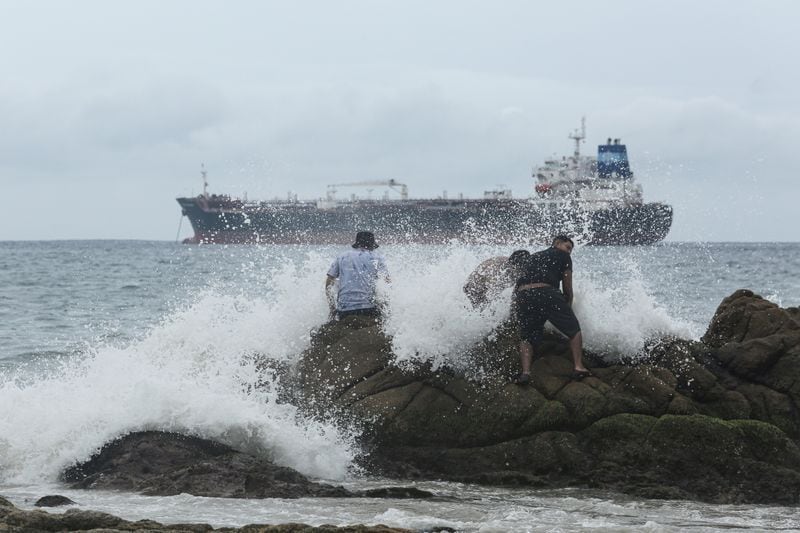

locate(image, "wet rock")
[[35, 494, 77, 507], [60, 431, 435, 506], [357, 487, 434, 499], [62, 431, 351, 499], [0, 503, 128, 532], [579, 414, 800, 504], [703, 289, 800, 348], [296, 290, 800, 504], [702, 290, 800, 422]]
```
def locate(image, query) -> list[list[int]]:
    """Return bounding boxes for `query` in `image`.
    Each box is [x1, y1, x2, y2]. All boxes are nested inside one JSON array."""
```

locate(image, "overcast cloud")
[[1, 0, 797, 241]]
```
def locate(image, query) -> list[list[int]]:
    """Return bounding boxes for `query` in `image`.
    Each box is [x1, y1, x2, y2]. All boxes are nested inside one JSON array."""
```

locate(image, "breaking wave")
[[0, 243, 697, 484], [0, 251, 353, 485]]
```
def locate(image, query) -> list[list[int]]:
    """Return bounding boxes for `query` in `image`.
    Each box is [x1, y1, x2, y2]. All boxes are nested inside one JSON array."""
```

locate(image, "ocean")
[[1, 240, 799, 531]]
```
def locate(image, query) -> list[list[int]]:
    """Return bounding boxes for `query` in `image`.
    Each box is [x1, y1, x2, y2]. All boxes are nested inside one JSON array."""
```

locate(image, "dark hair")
[[507, 249, 530, 268], [552, 235, 574, 247]]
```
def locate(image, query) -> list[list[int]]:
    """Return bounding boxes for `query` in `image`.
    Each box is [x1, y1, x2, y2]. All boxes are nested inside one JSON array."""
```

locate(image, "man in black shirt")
[[513, 235, 590, 384]]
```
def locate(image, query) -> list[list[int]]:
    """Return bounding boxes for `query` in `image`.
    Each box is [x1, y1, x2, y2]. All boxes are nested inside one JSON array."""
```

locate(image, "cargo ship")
[[177, 120, 672, 245]]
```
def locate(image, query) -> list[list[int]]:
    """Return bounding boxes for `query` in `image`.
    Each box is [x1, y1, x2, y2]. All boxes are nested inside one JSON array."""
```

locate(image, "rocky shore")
[[4, 289, 799, 530], [0, 495, 412, 532], [298, 289, 800, 504]]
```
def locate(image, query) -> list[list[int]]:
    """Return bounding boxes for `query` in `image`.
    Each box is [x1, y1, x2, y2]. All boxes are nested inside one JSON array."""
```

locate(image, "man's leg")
[[519, 340, 534, 375], [569, 331, 589, 372], [513, 339, 534, 384], [545, 289, 588, 374], [515, 290, 545, 384]]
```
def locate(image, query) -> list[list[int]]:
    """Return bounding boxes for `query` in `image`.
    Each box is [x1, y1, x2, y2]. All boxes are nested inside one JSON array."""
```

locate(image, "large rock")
[[61, 431, 433, 502], [702, 289, 800, 433], [62, 431, 351, 499], [296, 291, 800, 504], [703, 289, 800, 348]]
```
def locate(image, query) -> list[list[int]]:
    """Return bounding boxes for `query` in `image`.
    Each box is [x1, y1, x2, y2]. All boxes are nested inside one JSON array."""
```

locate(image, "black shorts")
[[515, 286, 581, 347]]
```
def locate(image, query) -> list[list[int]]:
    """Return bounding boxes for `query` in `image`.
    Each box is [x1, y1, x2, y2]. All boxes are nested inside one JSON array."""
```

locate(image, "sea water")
[[1, 240, 799, 531]]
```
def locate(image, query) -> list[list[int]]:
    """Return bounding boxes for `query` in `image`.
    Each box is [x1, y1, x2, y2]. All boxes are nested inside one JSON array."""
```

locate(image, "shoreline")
[[0, 495, 415, 532]]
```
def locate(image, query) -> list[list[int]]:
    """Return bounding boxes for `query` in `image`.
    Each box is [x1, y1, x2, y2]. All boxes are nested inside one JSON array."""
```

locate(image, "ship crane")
[[326, 179, 409, 200]]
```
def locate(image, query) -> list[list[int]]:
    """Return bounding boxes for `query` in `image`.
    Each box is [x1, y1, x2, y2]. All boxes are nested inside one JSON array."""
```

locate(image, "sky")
[[1, 0, 798, 242]]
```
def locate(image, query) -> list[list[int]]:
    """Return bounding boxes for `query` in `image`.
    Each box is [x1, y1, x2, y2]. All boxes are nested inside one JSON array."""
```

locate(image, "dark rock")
[[703, 289, 800, 348], [300, 319, 394, 411], [58, 430, 439, 510], [62, 431, 351, 499], [580, 414, 800, 504], [356, 487, 434, 499], [35, 494, 77, 507], [0, 505, 128, 532], [736, 382, 799, 436], [295, 290, 800, 504]]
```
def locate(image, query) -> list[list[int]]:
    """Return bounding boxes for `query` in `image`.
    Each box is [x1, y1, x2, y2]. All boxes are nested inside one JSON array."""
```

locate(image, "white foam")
[[0, 251, 354, 485], [383, 245, 511, 369], [577, 268, 699, 356], [382, 244, 698, 366]]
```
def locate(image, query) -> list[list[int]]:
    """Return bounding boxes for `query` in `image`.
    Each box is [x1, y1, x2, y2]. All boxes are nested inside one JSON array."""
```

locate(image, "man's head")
[[507, 249, 530, 270], [552, 235, 574, 254], [352, 231, 379, 250]]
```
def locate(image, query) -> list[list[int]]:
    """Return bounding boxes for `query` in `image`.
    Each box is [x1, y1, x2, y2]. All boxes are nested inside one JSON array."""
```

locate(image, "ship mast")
[[569, 116, 586, 158], [201, 163, 209, 199]]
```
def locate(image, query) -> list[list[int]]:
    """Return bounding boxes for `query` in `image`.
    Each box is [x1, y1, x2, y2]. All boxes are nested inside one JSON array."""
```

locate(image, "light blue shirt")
[[327, 249, 389, 312]]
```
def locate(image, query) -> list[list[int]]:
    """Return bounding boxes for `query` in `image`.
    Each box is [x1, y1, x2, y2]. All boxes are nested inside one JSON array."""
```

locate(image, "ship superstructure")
[[534, 118, 642, 208]]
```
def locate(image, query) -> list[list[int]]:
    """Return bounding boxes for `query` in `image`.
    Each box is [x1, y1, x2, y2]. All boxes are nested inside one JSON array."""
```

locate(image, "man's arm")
[[561, 270, 574, 306], [325, 275, 337, 318], [463, 277, 487, 308]]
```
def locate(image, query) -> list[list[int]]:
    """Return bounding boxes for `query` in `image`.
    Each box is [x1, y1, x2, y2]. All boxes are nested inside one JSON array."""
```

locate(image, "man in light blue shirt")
[[325, 231, 390, 320]]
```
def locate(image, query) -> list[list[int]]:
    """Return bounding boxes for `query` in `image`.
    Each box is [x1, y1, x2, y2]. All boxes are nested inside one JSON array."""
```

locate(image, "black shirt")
[[516, 247, 573, 289]]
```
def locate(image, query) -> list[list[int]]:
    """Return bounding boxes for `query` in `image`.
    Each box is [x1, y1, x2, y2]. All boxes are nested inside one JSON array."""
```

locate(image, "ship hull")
[[178, 197, 672, 246]]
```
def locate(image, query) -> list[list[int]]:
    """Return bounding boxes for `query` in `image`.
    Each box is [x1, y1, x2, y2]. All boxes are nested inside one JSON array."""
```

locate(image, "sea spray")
[[381, 243, 699, 367], [0, 250, 356, 485], [577, 269, 698, 356], [383, 245, 511, 369]]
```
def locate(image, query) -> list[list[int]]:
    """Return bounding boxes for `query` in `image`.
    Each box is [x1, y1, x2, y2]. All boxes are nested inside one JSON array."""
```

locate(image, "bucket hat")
[[352, 231, 378, 250]]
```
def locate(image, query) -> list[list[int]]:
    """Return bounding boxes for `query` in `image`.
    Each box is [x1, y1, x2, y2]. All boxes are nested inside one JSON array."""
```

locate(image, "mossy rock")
[[456, 385, 550, 446], [730, 419, 800, 468], [647, 415, 744, 469], [444, 431, 584, 475], [555, 381, 608, 428], [519, 400, 571, 434], [579, 413, 657, 466]]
